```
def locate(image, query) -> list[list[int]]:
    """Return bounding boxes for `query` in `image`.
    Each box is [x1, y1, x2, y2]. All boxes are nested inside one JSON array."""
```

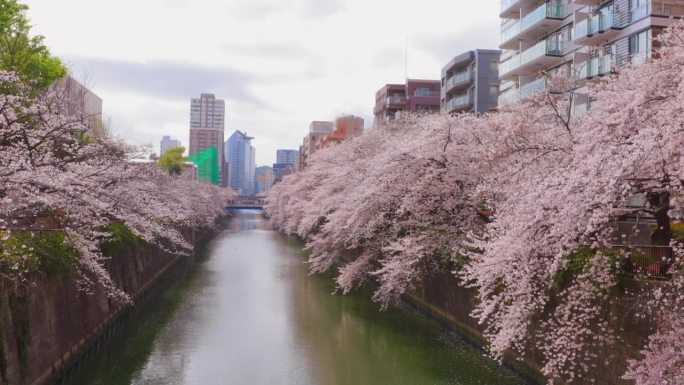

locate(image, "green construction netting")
[[187, 146, 220, 185]]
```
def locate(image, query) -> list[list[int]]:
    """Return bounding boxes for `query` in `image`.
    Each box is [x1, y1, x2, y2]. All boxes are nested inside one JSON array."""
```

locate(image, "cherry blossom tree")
[[0, 71, 231, 301], [269, 21, 684, 385], [269, 114, 487, 306]]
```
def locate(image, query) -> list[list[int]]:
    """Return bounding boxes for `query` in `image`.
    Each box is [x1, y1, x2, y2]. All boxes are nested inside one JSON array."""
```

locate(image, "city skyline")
[[23, 0, 499, 166]]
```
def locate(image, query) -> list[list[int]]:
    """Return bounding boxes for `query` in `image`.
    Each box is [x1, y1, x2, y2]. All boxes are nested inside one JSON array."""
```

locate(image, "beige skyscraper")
[[189, 93, 226, 185]]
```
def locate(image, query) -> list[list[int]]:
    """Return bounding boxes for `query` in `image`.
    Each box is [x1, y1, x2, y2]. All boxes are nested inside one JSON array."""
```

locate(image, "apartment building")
[[189, 93, 226, 185], [441, 49, 502, 114], [373, 79, 440, 126], [317, 115, 364, 150], [497, 0, 684, 112], [299, 121, 334, 170]]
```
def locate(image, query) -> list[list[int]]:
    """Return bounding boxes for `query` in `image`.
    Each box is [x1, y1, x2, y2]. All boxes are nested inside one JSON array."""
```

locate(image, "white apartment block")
[[498, 0, 684, 112]]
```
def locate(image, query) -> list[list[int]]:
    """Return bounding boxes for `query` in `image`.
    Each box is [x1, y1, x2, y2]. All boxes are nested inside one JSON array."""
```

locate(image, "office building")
[[497, 0, 684, 113], [226, 130, 256, 195], [256, 166, 275, 194], [160, 135, 181, 155], [441, 49, 502, 114], [373, 79, 440, 127], [189, 93, 225, 185], [273, 163, 296, 181], [276, 149, 300, 170]]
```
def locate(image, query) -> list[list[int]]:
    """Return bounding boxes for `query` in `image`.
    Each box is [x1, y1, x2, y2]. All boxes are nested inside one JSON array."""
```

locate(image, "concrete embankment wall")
[[406, 271, 655, 385], [0, 228, 214, 385]]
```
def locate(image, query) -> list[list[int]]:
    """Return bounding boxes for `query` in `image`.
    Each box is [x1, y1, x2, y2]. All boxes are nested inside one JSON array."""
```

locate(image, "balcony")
[[500, 0, 519, 18], [445, 70, 473, 93], [497, 77, 547, 106], [500, 0, 540, 18], [499, 37, 569, 79], [574, 11, 627, 46], [573, 102, 589, 117], [500, 1, 569, 49], [574, 0, 602, 5], [445, 93, 473, 112], [576, 55, 615, 79], [386, 95, 407, 107]]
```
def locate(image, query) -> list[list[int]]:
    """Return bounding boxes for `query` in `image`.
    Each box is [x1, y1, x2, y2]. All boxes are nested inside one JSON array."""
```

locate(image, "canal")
[[69, 211, 528, 385]]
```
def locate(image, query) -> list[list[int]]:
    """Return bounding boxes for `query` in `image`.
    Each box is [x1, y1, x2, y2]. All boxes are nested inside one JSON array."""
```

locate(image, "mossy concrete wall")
[[407, 271, 655, 385], [0, 229, 212, 385]]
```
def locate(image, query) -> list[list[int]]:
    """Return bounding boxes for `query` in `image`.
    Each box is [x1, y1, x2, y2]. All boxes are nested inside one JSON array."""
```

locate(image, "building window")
[[490, 85, 500, 97], [629, 30, 650, 55], [414, 87, 431, 97], [490, 60, 498, 74]]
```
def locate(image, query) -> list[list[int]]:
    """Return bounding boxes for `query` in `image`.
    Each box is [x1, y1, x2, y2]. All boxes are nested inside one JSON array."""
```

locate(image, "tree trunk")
[[647, 191, 671, 246]]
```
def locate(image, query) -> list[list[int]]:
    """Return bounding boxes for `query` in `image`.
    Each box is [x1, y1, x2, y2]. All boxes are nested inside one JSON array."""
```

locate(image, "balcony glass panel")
[[630, 3, 651, 22], [497, 78, 546, 106], [519, 78, 546, 99], [500, 36, 570, 77], [575, 11, 629, 40], [576, 55, 615, 79], [501, 0, 518, 12], [498, 87, 519, 106], [501, 2, 568, 44], [500, 20, 521, 43], [597, 55, 613, 75], [446, 71, 473, 89], [386, 95, 405, 105], [446, 94, 472, 110], [521, 1, 566, 30]]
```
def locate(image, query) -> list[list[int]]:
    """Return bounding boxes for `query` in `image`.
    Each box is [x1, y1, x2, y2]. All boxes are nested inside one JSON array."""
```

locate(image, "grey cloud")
[[62, 56, 266, 106], [414, 24, 499, 64]]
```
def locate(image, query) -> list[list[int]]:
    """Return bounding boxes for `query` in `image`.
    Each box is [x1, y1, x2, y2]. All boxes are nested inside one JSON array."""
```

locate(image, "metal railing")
[[613, 245, 674, 279]]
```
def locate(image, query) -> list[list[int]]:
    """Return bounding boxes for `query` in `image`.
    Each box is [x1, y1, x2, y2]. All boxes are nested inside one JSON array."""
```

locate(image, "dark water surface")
[[70, 211, 527, 385]]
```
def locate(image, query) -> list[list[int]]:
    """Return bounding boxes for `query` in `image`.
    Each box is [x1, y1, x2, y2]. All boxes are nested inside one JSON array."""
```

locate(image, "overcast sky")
[[25, 0, 499, 166]]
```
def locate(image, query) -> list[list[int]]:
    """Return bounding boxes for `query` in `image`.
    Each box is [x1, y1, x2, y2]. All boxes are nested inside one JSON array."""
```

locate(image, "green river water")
[[68, 211, 528, 385]]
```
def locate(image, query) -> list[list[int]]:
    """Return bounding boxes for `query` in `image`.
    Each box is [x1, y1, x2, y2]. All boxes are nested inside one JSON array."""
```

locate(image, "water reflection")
[[69, 211, 527, 385]]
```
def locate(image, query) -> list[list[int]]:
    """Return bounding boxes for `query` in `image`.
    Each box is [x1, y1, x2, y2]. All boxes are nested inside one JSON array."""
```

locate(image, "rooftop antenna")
[[404, 36, 408, 81]]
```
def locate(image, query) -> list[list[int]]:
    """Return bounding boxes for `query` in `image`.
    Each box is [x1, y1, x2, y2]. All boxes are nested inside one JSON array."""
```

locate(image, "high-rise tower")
[[189, 93, 225, 185]]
